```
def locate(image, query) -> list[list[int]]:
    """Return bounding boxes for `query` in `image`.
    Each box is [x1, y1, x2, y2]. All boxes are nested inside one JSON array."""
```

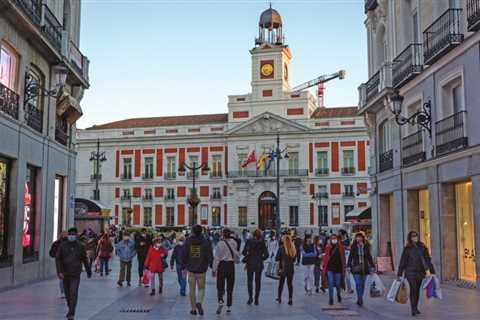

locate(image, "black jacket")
[[347, 242, 374, 274], [276, 247, 296, 275], [397, 242, 435, 277], [170, 243, 186, 269], [181, 235, 213, 273], [49, 239, 64, 258], [56, 240, 91, 277], [242, 238, 268, 271], [135, 233, 152, 257]]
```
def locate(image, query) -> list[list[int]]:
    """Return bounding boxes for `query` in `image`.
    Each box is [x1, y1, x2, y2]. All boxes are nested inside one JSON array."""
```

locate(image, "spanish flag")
[[256, 151, 268, 170]]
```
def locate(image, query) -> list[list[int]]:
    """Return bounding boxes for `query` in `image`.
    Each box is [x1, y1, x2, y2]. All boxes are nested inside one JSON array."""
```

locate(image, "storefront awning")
[[345, 207, 371, 220], [75, 198, 111, 219]]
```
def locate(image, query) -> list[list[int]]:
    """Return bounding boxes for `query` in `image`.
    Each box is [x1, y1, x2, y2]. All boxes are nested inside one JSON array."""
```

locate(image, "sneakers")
[[190, 310, 197, 315], [329, 298, 334, 305], [196, 303, 204, 316], [276, 298, 281, 304], [216, 301, 224, 315], [159, 286, 163, 294], [150, 289, 155, 296], [247, 298, 253, 305], [117, 281, 123, 287], [288, 299, 293, 306], [315, 287, 319, 293], [226, 306, 231, 313], [337, 294, 342, 303], [127, 282, 131, 286]]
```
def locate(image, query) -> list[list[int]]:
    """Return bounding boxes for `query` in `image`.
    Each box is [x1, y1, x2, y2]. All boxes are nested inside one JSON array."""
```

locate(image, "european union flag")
[[265, 150, 276, 170]]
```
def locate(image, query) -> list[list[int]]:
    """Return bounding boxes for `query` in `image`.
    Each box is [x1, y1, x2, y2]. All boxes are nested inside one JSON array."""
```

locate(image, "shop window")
[[0, 44, 18, 90], [455, 181, 476, 282], [23, 165, 39, 262], [0, 158, 10, 264], [212, 207, 221, 226], [238, 207, 247, 227], [289, 206, 299, 226], [53, 176, 65, 241]]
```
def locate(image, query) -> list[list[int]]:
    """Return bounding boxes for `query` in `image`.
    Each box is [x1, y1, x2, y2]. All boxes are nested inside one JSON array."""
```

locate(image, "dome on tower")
[[259, 7, 282, 29]]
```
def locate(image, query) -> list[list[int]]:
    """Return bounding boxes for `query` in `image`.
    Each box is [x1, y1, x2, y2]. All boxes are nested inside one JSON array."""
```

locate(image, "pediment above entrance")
[[227, 112, 309, 136]]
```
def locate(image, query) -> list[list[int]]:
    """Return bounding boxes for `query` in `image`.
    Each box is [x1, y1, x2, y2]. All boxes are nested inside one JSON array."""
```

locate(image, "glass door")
[[455, 182, 476, 282], [418, 189, 431, 251]]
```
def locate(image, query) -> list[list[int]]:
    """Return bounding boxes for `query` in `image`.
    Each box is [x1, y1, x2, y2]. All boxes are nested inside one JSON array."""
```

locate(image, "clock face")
[[261, 63, 273, 77]]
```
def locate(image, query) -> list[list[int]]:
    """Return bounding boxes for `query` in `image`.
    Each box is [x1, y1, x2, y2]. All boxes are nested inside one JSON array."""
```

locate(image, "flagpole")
[[275, 132, 281, 238]]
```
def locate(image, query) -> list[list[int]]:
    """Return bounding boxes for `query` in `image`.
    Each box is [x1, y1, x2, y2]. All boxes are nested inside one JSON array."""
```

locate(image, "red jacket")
[[144, 246, 168, 273], [321, 243, 346, 289], [97, 238, 113, 258]]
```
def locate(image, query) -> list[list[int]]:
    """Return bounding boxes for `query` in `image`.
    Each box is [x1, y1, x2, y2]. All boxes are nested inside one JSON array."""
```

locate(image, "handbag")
[[351, 264, 364, 274], [142, 269, 151, 285]]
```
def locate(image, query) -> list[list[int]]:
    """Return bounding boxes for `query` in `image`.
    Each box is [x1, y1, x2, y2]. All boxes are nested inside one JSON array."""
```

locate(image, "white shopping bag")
[[386, 279, 402, 303], [367, 273, 386, 296], [422, 275, 434, 289], [348, 273, 357, 296], [433, 275, 443, 300]]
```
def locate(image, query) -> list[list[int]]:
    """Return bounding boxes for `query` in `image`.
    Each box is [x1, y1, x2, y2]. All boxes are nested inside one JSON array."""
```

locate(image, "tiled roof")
[[310, 106, 359, 118], [86, 113, 228, 130]]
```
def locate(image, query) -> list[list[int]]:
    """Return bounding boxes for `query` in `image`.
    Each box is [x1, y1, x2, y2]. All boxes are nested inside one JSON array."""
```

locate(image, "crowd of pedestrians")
[[50, 225, 436, 319]]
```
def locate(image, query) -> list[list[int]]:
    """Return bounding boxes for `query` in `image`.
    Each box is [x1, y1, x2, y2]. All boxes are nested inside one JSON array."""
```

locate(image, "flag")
[[265, 150, 276, 170], [241, 150, 256, 168], [256, 151, 268, 170]]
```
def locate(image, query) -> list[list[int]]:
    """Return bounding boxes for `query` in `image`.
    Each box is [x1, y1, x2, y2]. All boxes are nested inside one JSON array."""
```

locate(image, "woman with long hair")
[[313, 235, 325, 293], [301, 234, 318, 295], [242, 229, 269, 305], [398, 231, 435, 316], [275, 235, 296, 305], [321, 234, 346, 305], [347, 232, 374, 306], [96, 232, 113, 276]]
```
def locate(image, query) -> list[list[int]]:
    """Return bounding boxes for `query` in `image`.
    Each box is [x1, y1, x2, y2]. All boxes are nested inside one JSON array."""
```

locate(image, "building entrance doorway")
[[258, 191, 276, 230], [455, 181, 476, 282]]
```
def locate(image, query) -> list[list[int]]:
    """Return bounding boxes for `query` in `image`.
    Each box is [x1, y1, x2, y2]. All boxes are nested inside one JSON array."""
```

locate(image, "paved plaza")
[[0, 257, 479, 320]]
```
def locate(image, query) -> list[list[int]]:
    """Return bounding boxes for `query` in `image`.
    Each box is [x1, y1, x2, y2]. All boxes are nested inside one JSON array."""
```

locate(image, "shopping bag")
[[348, 273, 356, 296], [265, 261, 280, 280], [142, 269, 151, 285], [367, 273, 386, 296], [395, 281, 408, 304], [386, 279, 402, 302], [433, 275, 443, 299]]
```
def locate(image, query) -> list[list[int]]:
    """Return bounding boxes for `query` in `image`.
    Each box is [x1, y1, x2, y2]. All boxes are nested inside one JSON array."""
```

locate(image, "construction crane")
[[291, 70, 346, 107]]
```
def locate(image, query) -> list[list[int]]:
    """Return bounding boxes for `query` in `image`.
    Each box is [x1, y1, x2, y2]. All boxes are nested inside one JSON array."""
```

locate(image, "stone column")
[[440, 183, 457, 281], [428, 182, 442, 277], [471, 174, 480, 289]]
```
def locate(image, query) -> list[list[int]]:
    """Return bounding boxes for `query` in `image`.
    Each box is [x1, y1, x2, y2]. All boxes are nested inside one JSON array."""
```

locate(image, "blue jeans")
[[353, 274, 367, 300], [59, 279, 64, 295], [327, 271, 342, 301], [99, 257, 109, 274], [176, 265, 187, 295]]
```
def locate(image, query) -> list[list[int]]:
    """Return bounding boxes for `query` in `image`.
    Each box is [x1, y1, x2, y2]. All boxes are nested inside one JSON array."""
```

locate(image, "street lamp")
[[89, 139, 107, 200], [179, 161, 210, 225], [274, 132, 289, 238], [24, 65, 68, 106], [388, 91, 432, 137]]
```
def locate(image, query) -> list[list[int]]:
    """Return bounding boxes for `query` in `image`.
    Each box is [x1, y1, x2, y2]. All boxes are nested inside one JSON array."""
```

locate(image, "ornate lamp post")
[[388, 91, 432, 137], [89, 139, 106, 200], [178, 161, 210, 225], [274, 132, 289, 238]]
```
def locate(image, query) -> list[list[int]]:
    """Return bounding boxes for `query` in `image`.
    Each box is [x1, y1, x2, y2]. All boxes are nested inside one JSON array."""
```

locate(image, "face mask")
[[154, 244, 161, 249], [331, 239, 338, 245], [123, 236, 130, 241], [67, 235, 76, 242], [412, 236, 418, 242], [178, 241, 184, 245], [356, 238, 363, 243]]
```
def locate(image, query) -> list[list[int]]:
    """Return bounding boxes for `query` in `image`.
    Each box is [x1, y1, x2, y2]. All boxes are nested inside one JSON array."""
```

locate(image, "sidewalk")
[[0, 257, 479, 319]]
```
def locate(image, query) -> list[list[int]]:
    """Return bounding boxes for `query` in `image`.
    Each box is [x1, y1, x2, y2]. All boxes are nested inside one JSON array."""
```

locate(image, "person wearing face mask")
[[398, 231, 435, 316], [301, 234, 318, 296], [144, 238, 168, 295], [135, 228, 152, 286], [115, 232, 136, 287], [170, 236, 187, 296], [347, 232, 374, 306], [50, 231, 68, 298], [55, 228, 92, 320], [321, 235, 346, 305], [96, 232, 114, 276], [313, 236, 325, 294]]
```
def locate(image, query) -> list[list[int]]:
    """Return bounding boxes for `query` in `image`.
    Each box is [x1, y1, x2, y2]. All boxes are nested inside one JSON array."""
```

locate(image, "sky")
[[78, 0, 367, 129]]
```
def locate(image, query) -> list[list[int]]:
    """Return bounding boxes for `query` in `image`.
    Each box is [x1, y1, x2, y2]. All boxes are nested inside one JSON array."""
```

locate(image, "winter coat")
[[56, 240, 91, 277], [97, 238, 114, 259], [49, 239, 65, 258], [144, 245, 168, 273], [275, 247, 296, 275], [347, 242, 374, 275], [170, 242, 186, 269], [135, 233, 152, 257], [397, 242, 435, 278], [116, 239, 137, 262], [321, 243, 346, 289], [301, 243, 318, 266], [181, 235, 213, 273], [242, 238, 269, 271]]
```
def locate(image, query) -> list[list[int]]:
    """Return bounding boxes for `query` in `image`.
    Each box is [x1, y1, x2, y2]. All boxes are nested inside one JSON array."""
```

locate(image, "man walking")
[[116, 231, 136, 287], [181, 225, 213, 316], [50, 231, 67, 298], [170, 235, 187, 296], [55, 227, 92, 320], [134, 228, 151, 285]]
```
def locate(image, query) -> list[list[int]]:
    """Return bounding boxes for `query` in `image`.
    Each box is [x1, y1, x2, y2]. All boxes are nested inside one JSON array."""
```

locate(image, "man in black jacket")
[[50, 231, 67, 298], [134, 228, 152, 285], [56, 227, 92, 320], [181, 225, 213, 316]]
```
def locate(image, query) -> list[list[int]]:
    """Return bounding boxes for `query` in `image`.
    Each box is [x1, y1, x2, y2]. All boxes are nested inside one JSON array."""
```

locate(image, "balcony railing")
[[165, 172, 176, 180], [314, 192, 329, 199], [435, 111, 468, 156], [341, 167, 356, 175], [120, 195, 131, 201], [360, 63, 392, 108], [41, 5, 62, 51], [402, 130, 426, 167], [228, 169, 308, 178], [187, 171, 199, 179], [24, 103, 43, 133], [393, 44, 423, 89], [379, 149, 394, 173], [164, 195, 175, 201], [68, 40, 90, 82], [365, 71, 380, 104], [55, 115, 68, 146], [364, 0, 378, 13], [315, 168, 329, 176], [210, 193, 222, 200], [90, 174, 102, 181], [143, 196, 153, 201], [142, 173, 154, 180], [210, 171, 223, 178], [343, 192, 355, 198], [0, 83, 19, 120], [467, 0, 480, 31], [423, 9, 464, 65], [120, 173, 132, 180], [15, 0, 41, 26]]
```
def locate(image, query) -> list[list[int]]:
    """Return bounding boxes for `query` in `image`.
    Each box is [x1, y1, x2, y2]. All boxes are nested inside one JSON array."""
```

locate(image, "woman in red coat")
[[321, 234, 346, 305], [144, 238, 168, 296]]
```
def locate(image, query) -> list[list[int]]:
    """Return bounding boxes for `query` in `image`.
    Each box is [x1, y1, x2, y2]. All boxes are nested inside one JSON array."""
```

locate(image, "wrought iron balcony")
[[393, 44, 423, 89], [341, 167, 356, 175], [55, 115, 68, 146], [24, 103, 43, 133], [210, 193, 222, 200], [315, 168, 329, 176], [164, 195, 175, 201], [343, 192, 355, 198], [364, 0, 378, 13], [467, 0, 480, 31], [142, 173, 154, 180], [313, 192, 329, 199], [210, 171, 223, 178], [120, 173, 132, 180], [0, 82, 19, 120], [14, 0, 41, 26], [379, 149, 394, 173], [402, 130, 426, 167], [435, 111, 468, 157], [165, 172, 176, 180], [360, 63, 392, 108], [68, 40, 90, 83], [40, 4, 62, 51], [228, 169, 308, 178], [365, 71, 380, 105], [142, 195, 153, 201], [423, 9, 464, 65], [120, 195, 131, 201], [187, 171, 199, 179], [90, 174, 102, 181]]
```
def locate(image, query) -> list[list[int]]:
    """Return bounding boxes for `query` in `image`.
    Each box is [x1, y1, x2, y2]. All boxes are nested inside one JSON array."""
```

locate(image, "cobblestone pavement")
[[1, 256, 479, 320]]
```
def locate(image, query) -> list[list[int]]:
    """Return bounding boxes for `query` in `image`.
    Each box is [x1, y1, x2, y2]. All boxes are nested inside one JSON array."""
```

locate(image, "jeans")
[[304, 265, 315, 292], [314, 265, 321, 288], [247, 269, 262, 300], [119, 261, 132, 283], [150, 272, 163, 290], [217, 261, 235, 306], [63, 275, 80, 317], [176, 265, 187, 295], [137, 254, 146, 279], [99, 257, 109, 274], [353, 274, 367, 301], [59, 279, 64, 295], [188, 272, 206, 310], [407, 274, 424, 312], [278, 271, 293, 300], [327, 271, 342, 301]]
